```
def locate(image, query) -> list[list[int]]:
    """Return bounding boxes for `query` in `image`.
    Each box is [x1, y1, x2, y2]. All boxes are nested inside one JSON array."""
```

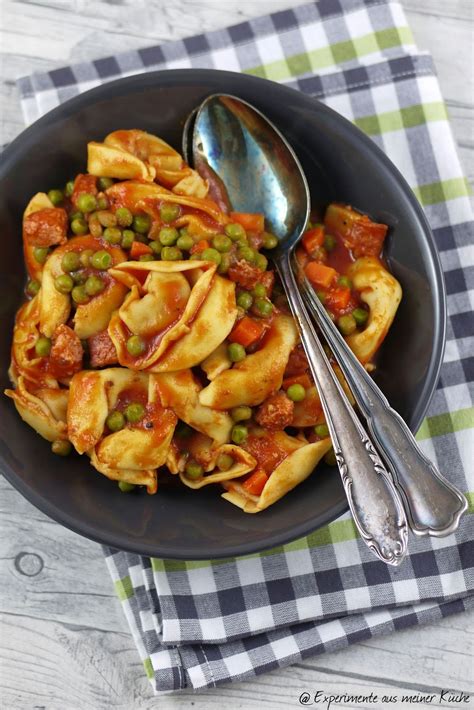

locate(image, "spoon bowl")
[[189, 94, 309, 245]]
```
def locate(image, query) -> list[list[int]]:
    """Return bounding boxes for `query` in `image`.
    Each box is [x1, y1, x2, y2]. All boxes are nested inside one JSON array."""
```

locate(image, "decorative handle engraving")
[[277, 254, 409, 565], [300, 270, 467, 537]]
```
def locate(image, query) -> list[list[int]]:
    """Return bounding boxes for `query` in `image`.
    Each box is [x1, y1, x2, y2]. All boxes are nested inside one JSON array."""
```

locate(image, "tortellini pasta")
[[346, 257, 402, 364], [108, 260, 237, 372], [88, 129, 209, 198], [6, 130, 402, 512]]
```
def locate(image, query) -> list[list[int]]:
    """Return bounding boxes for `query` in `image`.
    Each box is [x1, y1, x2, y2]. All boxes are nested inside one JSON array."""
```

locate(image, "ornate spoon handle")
[[276, 254, 408, 565], [300, 271, 467, 537]]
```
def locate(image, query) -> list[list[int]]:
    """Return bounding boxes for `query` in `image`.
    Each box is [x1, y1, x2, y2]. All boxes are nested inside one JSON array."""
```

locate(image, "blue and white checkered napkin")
[[17, 0, 474, 694]]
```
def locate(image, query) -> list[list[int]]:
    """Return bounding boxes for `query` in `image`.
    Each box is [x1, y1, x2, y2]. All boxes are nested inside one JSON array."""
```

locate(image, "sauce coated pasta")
[[5, 129, 401, 512]]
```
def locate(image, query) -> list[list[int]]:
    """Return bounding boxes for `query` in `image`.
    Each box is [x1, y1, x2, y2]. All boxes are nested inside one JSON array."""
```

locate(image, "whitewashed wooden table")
[[0, 1, 473, 708]]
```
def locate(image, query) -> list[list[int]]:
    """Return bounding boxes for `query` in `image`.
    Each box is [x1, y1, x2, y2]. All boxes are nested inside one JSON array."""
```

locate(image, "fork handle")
[[301, 275, 467, 537], [277, 253, 408, 565]]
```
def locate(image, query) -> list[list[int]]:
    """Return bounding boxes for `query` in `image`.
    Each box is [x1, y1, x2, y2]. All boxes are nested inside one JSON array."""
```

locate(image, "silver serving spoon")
[[184, 94, 409, 566], [183, 94, 467, 544]]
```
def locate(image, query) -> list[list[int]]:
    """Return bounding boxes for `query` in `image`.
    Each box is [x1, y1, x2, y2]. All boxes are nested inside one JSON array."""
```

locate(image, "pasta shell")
[[199, 314, 298, 409], [346, 257, 402, 364], [109, 261, 237, 372], [5, 376, 68, 442]]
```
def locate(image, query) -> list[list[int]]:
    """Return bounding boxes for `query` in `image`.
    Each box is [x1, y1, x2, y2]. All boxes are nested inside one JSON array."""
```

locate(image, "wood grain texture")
[[1, 0, 473, 707]]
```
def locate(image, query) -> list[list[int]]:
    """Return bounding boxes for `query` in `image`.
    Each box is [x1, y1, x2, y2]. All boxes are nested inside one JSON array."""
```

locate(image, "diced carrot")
[[130, 241, 152, 259], [230, 212, 265, 234], [282, 373, 313, 391], [302, 226, 324, 254], [305, 261, 337, 289], [229, 316, 266, 348], [326, 287, 351, 312], [190, 239, 210, 254], [242, 470, 268, 496]]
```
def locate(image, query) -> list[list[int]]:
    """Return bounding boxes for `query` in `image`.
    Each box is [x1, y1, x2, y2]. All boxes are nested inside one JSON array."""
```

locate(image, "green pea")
[[98, 177, 114, 191], [26, 280, 40, 296], [54, 274, 74, 294], [48, 189, 64, 206], [286, 383, 306, 402], [211, 234, 232, 253], [134, 234, 148, 244], [65, 181, 74, 197], [115, 207, 133, 227], [185, 460, 204, 480], [139, 253, 154, 262], [338, 275, 352, 289], [201, 248, 222, 265], [230, 406, 252, 422], [337, 313, 357, 336], [103, 227, 122, 245], [159, 227, 179, 246], [126, 335, 146, 357], [176, 234, 194, 251], [254, 298, 273, 317], [71, 270, 87, 285], [97, 210, 116, 227], [85, 275, 106, 296], [97, 196, 109, 210], [76, 193, 97, 213], [225, 223, 246, 240], [149, 240, 163, 256], [217, 453, 234, 471], [217, 253, 231, 274], [80, 249, 94, 268], [106, 410, 125, 432], [237, 246, 256, 264], [35, 336, 51, 357], [324, 234, 336, 251], [33, 247, 49, 264], [231, 424, 248, 445], [324, 449, 338, 467], [253, 283, 266, 298], [133, 214, 151, 234], [124, 402, 145, 423], [262, 232, 278, 249], [352, 307, 369, 326], [71, 285, 89, 304], [161, 246, 183, 261], [71, 218, 88, 235], [118, 481, 135, 493], [90, 250, 112, 270], [121, 230, 135, 249], [61, 251, 80, 272], [228, 342, 246, 363], [160, 202, 181, 223], [255, 253, 268, 271], [51, 440, 72, 456], [236, 291, 253, 310], [70, 211, 83, 222], [314, 423, 329, 438], [316, 290, 326, 304]]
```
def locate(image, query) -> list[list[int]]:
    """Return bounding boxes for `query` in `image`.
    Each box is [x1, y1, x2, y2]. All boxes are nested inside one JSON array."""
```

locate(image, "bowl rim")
[[0, 68, 447, 559]]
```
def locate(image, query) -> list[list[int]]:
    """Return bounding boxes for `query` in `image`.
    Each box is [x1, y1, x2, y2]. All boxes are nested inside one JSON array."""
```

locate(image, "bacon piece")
[[284, 344, 309, 377], [23, 208, 68, 247], [49, 325, 83, 378], [71, 174, 98, 208], [255, 392, 294, 431], [228, 260, 275, 294], [88, 330, 118, 368]]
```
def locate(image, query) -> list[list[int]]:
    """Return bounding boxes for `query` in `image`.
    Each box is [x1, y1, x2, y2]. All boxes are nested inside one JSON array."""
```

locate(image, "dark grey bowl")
[[0, 69, 446, 559]]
